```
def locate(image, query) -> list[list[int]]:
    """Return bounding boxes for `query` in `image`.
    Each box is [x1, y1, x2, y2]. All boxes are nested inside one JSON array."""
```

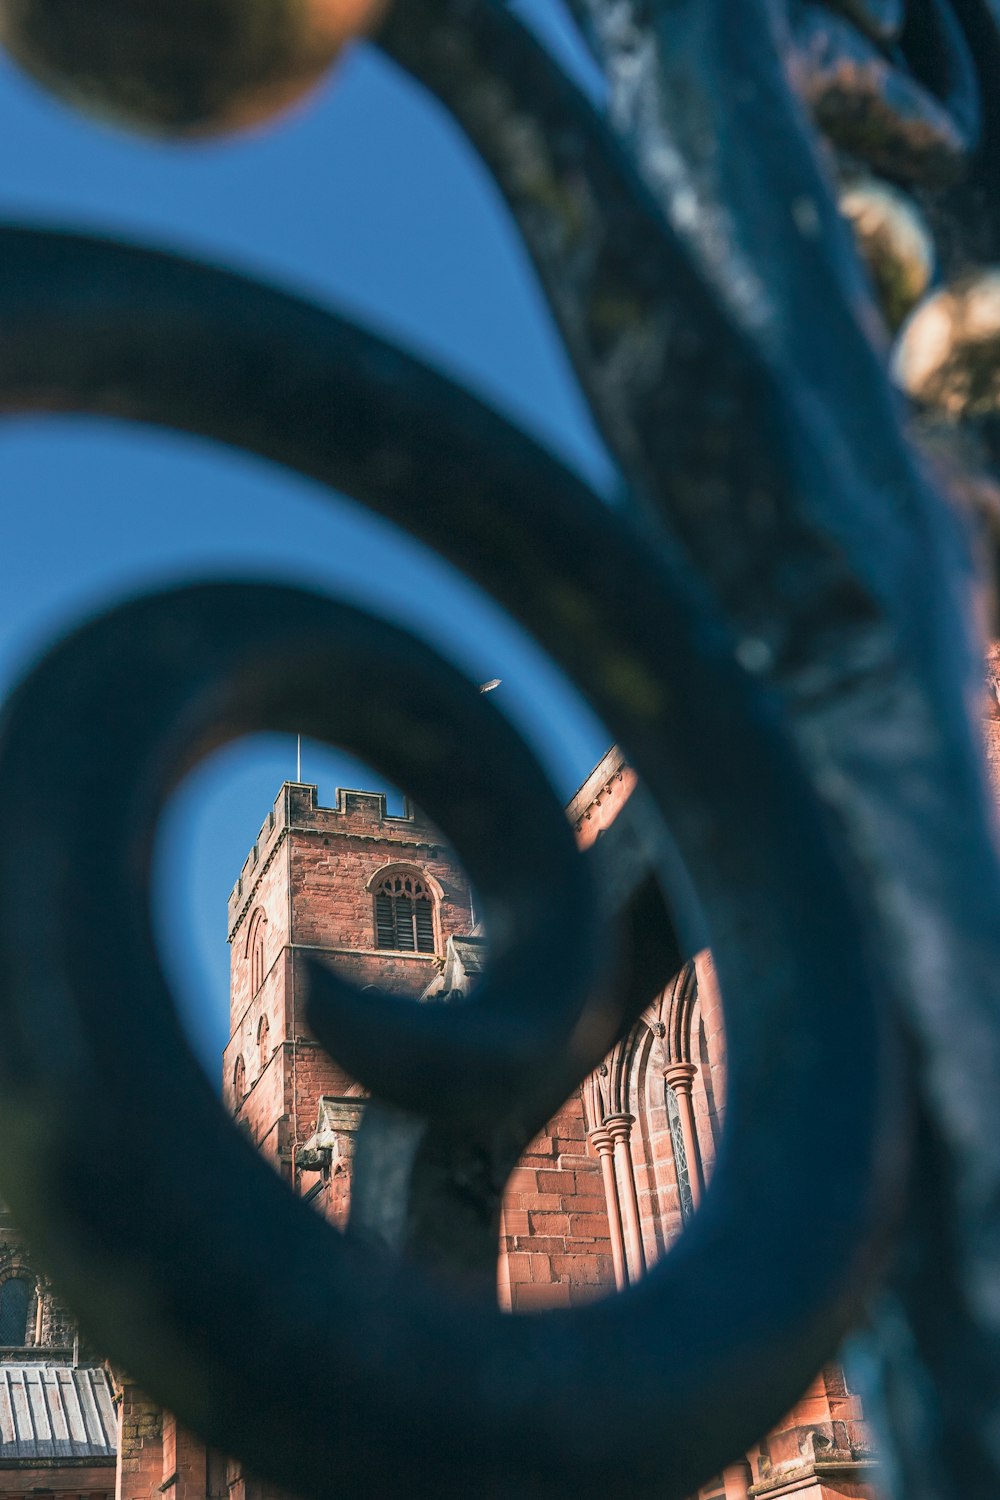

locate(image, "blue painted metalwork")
[[0, 2, 997, 1496]]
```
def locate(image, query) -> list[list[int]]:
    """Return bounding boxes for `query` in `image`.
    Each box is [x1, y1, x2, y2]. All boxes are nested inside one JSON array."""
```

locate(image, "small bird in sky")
[[479, 678, 502, 694]]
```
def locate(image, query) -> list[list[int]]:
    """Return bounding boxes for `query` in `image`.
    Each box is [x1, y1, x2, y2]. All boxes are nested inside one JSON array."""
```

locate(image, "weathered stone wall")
[[498, 1092, 614, 1312], [222, 778, 617, 1296], [0, 1466, 116, 1498], [115, 1383, 163, 1500]]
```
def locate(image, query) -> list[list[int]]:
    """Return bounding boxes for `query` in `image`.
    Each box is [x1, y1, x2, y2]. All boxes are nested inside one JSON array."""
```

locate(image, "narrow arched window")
[[245, 908, 267, 994], [233, 1054, 246, 1107], [257, 1015, 270, 1073], [0, 1276, 31, 1346], [373, 871, 436, 953], [666, 1084, 694, 1223]]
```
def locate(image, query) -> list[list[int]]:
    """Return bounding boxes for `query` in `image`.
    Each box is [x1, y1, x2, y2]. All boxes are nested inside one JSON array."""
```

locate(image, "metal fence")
[[0, 1, 999, 1495]]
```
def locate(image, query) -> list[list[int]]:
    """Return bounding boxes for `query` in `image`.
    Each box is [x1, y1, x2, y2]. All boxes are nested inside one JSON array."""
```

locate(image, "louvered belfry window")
[[374, 871, 436, 953]]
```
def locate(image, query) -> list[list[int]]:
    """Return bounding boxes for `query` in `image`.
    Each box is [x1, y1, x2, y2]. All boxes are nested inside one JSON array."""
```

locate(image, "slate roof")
[[421, 933, 488, 1001], [449, 936, 487, 976], [311, 1095, 366, 1148], [0, 1364, 117, 1463]]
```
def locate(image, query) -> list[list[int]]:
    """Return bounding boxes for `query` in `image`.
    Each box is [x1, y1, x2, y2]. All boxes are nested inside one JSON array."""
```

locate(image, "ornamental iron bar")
[[0, 1, 997, 1497]]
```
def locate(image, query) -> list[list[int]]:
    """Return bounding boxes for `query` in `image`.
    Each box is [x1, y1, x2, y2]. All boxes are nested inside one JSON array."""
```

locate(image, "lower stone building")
[[3, 721, 924, 1500], [0, 1198, 116, 1500]]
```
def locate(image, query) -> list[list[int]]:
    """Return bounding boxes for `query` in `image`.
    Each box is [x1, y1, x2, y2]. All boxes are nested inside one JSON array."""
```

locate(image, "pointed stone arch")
[[244, 906, 268, 995], [367, 862, 442, 954], [257, 1013, 270, 1075], [658, 959, 699, 1065]]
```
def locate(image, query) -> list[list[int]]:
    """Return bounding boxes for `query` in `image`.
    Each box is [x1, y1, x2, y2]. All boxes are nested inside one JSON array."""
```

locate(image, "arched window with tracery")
[[233, 1054, 246, 1107], [0, 1275, 31, 1346], [257, 1014, 270, 1074], [373, 870, 436, 953]]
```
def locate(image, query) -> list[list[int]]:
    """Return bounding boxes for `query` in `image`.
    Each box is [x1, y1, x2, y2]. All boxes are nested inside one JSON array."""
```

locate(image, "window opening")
[[0, 1276, 31, 1346], [246, 909, 266, 994], [257, 1015, 270, 1073], [233, 1054, 246, 1106], [373, 872, 436, 953], [666, 1084, 695, 1222]]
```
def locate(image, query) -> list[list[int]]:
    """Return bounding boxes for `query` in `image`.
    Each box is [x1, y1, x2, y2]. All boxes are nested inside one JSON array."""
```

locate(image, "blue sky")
[[0, 15, 614, 1070]]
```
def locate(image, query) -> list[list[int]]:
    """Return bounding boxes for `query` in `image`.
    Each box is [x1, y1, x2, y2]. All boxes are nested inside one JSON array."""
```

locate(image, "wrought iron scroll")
[[0, 1, 997, 1498]]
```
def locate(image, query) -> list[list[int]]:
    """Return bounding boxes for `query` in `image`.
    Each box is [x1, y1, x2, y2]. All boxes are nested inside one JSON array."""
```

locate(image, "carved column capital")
[[664, 1063, 705, 1206], [589, 1125, 627, 1290], [603, 1113, 645, 1280], [664, 1061, 698, 1097], [604, 1112, 635, 1144]]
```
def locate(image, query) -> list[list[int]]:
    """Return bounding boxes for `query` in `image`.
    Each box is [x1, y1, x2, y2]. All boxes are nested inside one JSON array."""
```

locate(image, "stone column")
[[664, 1062, 706, 1205], [589, 1126, 628, 1290], [605, 1113, 647, 1282]]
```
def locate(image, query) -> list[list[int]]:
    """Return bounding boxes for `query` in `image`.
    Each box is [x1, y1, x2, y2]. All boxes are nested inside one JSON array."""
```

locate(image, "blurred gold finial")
[[839, 177, 935, 332], [893, 271, 1000, 419], [0, 0, 388, 138]]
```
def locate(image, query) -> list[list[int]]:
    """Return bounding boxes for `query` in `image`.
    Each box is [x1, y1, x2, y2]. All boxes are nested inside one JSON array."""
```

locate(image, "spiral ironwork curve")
[[0, 221, 903, 1499]]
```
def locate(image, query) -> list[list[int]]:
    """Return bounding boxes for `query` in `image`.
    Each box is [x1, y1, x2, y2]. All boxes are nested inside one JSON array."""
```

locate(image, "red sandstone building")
[[0, 724, 917, 1500]]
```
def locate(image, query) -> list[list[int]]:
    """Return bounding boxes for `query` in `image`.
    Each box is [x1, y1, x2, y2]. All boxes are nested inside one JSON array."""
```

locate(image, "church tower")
[[222, 778, 619, 1303], [223, 781, 475, 1207]]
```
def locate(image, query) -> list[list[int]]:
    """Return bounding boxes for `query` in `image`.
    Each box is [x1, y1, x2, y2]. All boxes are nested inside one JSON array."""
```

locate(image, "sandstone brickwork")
[[498, 1092, 613, 1312], [221, 779, 618, 1290], [223, 781, 475, 1179]]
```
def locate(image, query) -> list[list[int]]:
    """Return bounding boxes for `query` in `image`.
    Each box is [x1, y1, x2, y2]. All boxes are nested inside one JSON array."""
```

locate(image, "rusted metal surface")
[[0, 0, 997, 1497]]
